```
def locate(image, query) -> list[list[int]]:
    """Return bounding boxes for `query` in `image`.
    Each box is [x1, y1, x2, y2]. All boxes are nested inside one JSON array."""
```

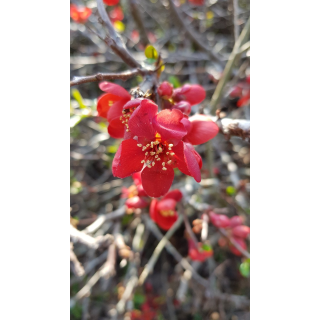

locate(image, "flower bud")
[[157, 81, 173, 98], [232, 225, 250, 239], [172, 101, 192, 115], [229, 216, 244, 228], [209, 212, 230, 228]]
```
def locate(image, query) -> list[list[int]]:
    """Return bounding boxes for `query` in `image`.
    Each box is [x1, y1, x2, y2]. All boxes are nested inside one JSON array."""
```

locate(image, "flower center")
[[137, 136, 175, 170], [159, 209, 175, 217], [120, 107, 137, 132]]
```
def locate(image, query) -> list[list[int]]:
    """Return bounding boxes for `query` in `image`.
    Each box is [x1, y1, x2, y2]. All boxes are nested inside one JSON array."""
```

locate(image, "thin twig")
[[70, 224, 114, 250], [96, 0, 141, 68], [142, 215, 209, 287], [232, 0, 240, 41], [168, 0, 222, 63], [129, 0, 149, 47], [209, 18, 250, 114], [70, 243, 85, 277], [70, 69, 141, 87], [138, 215, 183, 286]]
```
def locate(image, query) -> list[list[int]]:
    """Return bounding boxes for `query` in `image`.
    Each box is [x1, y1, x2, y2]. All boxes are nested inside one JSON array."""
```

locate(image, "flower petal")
[[163, 189, 183, 202], [155, 210, 178, 230], [125, 196, 149, 209], [99, 82, 131, 99], [141, 160, 174, 197], [172, 142, 201, 182], [152, 109, 187, 144], [97, 93, 122, 119], [172, 84, 206, 106], [149, 199, 158, 221], [107, 98, 130, 122], [108, 118, 125, 139], [157, 198, 176, 211], [128, 99, 157, 140], [184, 114, 219, 145], [123, 98, 143, 110], [112, 139, 144, 178]]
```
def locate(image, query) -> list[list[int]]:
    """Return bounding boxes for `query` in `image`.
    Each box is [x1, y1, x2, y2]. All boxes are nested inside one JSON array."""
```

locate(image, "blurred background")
[[70, 0, 250, 319]]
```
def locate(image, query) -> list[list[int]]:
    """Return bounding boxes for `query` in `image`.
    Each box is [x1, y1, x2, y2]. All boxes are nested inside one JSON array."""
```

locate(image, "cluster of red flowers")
[[97, 81, 219, 198], [229, 75, 250, 107], [209, 212, 250, 256], [70, 5, 91, 24]]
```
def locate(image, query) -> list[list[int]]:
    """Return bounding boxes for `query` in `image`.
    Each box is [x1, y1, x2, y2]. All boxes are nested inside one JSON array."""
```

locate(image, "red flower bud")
[[232, 225, 250, 239], [110, 6, 124, 21], [172, 84, 206, 106], [188, 0, 204, 5], [209, 212, 230, 228], [157, 81, 173, 98], [229, 216, 244, 228], [229, 237, 247, 256], [172, 101, 192, 115]]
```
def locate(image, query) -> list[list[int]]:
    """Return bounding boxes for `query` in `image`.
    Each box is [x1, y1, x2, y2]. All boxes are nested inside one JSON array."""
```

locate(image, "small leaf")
[[145, 58, 157, 65], [168, 75, 181, 88], [206, 11, 214, 20], [114, 20, 125, 33], [201, 244, 212, 252], [145, 45, 158, 59], [239, 259, 250, 278], [226, 186, 236, 196], [107, 145, 118, 153], [133, 293, 145, 308], [71, 89, 86, 109]]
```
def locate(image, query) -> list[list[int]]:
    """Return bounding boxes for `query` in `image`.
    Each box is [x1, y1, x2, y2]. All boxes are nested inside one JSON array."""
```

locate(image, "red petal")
[[99, 82, 131, 99], [97, 93, 122, 119], [112, 139, 144, 178], [149, 199, 158, 221], [163, 189, 183, 202], [152, 109, 187, 143], [188, 145, 202, 169], [157, 198, 176, 211], [123, 98, 143, 110], [108, 118, 125, 139], [141, 161, 174, 197], [125, 196, 149, 209], [155, 210, 178, 230], [237, 92, 250, 107], [229, 237, 247, 256], [107, 98, 130, 122], [128, 99, 157, 140], [184, 115, 219, 145]]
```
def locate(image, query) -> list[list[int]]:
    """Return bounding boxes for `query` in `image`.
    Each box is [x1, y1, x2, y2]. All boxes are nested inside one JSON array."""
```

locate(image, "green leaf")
[[168, 75, 181, 88], [201, 244, 212, 252], [70, 303, 82, 319], [107, 145, 118, 153], [145, 45, 158, 59], [239, 259, 250, 278], [145, 58, 157, 65], [71, 89, 86, 109], [226, 186, 236, 196], [133, 293, 145, 309]]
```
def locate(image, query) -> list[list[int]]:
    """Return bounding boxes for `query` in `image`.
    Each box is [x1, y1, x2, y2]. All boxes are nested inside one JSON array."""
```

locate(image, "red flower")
[[97, 82, 144, 139], [70, 5, 91, 24], [125, 196, 149, 209], [103, 0, 120, 5], [157, 81, 173, 98], [149, 189, 182, 230], [188, 0, 205, 5], [188, 239, 213, 262], [172, 84, 206, 106], [182, 114, 219, 145], [110, 6, 124, 21], [209, 212, 230, 228], [112, 101, 205, 197]]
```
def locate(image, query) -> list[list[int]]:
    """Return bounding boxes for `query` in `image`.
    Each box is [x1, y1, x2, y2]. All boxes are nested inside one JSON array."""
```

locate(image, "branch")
[[138, 215, 183, 286], [168, 0, 222, 63], [96, 0, 141, 68], [142, 215, 208, 287], [70, 243, 85, 277], [219, 118, 250, 140], [70, 224, 114, 250], [232, 0, 240, 41], [129, 0, 149, 47], [70, 69, 141, 87], [209, 18, 250, 114]]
